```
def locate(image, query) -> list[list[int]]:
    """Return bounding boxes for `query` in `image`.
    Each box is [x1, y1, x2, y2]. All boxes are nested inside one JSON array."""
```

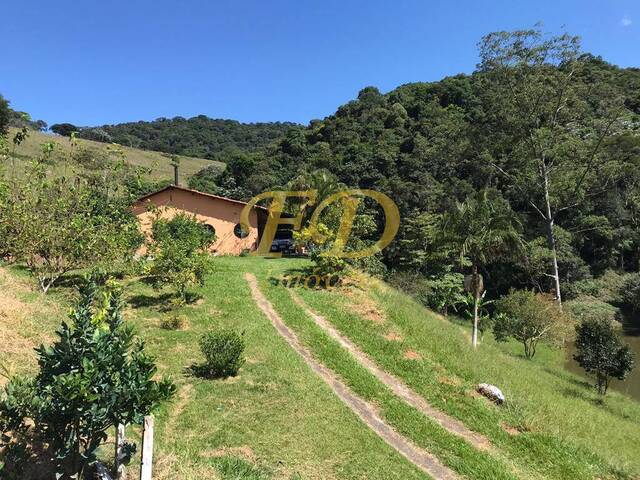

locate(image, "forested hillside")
[[77, 116, 301, 159], [191, 31, 640, 313]]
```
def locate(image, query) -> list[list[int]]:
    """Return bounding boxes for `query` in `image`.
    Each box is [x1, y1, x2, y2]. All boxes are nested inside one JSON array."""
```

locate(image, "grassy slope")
[[5, 128, 221, 181], [1, 257, 639, 479], [257, 263, 640, 479], [0, 260, 425, 480]]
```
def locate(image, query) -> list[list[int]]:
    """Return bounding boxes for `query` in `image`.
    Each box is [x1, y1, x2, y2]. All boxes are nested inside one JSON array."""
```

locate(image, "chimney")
[[173, 163, 179, 186]]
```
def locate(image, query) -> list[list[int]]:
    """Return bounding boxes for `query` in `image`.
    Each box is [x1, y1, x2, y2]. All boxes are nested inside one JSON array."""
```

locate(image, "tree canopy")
[[78, 116, 301, 160]]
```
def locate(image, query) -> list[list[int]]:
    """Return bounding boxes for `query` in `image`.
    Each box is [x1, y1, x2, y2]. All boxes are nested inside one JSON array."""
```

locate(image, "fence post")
[[139, 416, 155, 480], [115, 423, 126, 480]]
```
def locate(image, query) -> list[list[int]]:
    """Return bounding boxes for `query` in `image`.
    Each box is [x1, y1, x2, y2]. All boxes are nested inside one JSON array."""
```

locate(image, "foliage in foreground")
[[0, 278, 175, 479], [574, 317, 635, 395]]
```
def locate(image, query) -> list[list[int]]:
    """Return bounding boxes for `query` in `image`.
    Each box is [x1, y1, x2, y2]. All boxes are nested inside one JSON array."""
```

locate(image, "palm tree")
[[442, 190, 523, 348], [286, 169, 345, 220]]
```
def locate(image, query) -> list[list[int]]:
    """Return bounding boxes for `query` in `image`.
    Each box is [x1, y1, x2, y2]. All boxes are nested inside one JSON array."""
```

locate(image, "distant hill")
[[6, 128, 221, 182], [77, 116, 301, 160]]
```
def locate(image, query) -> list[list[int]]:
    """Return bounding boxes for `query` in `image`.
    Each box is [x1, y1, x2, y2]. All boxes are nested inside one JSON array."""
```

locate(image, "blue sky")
[[1, 0, 638, 126]]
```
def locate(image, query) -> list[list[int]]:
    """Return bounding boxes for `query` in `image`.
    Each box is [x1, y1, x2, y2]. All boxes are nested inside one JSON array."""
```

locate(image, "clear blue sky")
[[1, 0, 638, 126]]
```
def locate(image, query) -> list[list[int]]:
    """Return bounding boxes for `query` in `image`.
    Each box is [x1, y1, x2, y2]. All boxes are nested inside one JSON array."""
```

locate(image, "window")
[[234, 223, 249, 239], [203, 224, 216, 238]]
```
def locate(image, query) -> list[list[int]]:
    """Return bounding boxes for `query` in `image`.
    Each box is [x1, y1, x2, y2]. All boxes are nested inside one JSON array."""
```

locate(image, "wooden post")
[[139, 416, 155, 480], [115, 423, 126, 480]]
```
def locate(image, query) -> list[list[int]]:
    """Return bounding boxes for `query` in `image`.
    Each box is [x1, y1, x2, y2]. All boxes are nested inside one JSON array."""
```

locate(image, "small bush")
[[161, 314, 187, 330], [494, 290, 574, 358], [574, 316, 635, 395], [198, 330, 245, 378]]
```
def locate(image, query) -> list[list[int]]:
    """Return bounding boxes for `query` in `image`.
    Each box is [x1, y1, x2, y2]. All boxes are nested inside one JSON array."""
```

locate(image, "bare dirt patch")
[[155, 453, 222, 480], [201, 445, 256, 462], [343, 287, 386, 324], [437, 375, 463, 387], [500, 422, 521, 436], [383, 330, 404, 342], [403, 350, 423, 361]]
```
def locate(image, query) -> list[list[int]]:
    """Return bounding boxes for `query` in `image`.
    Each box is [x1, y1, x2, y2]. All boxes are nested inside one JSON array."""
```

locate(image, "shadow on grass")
[[543, 365, 592, 389], [127, 291, 202, 311], [127, 292, 175, 310], [184, 363, 240, 380], [49, 273, 86, 290], [558, 385, 635, 420]]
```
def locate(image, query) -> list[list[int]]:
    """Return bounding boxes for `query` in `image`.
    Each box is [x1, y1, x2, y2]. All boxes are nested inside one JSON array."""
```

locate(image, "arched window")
[[234, 223, 249, 239]]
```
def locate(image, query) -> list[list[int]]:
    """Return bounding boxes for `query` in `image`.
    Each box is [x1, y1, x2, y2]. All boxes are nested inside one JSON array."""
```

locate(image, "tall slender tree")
[[443, 190, 523, 348], [476, 28, 624, 305]]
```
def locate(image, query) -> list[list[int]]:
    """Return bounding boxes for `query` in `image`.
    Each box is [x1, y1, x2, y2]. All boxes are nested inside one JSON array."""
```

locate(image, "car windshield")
[[274, 229, 293, 240]]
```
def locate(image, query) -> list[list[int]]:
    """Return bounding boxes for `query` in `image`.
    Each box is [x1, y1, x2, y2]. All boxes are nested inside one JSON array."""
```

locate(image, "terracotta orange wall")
[[132, 188, 260, 255]]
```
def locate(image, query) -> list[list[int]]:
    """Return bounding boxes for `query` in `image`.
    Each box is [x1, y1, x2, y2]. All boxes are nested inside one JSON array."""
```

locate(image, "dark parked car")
[[270, 229, 295, 254]]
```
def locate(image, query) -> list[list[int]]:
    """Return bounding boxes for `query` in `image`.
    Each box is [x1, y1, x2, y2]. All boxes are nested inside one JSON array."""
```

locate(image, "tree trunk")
[[115, 424, 126, 480], [139, 416, 155, 480], [471, 265, 480, 349], [542, 165, 562, 307]]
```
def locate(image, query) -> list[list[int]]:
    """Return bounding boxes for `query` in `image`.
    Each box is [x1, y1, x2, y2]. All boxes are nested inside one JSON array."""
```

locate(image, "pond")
[[565, 314, 640, 401]]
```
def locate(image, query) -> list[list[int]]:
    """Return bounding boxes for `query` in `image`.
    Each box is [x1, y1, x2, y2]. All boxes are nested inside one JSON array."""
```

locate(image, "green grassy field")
[[1, 257, 639, 479], [4, 128, 221, 181]]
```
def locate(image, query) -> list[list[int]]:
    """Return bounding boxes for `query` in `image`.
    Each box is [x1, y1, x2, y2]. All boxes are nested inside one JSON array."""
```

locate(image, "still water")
[[565, 315, 640, 401]]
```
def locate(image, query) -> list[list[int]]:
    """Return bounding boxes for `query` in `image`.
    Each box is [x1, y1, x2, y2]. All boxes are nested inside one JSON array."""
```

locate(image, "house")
[[132, 184, 267, 255]]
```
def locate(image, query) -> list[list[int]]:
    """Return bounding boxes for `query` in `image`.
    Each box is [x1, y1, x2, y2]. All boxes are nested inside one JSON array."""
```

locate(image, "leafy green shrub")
[[426, 273, 466, 316], [388, 271, 466, 317], [146, 212, 215, 305], [198, 330, 245, 378], [569, 270, 628, 304], [0, 278, 175, 479], [574, 317, 635, 395], [1, 158, 143, 292], [494, 290, 573, 359]]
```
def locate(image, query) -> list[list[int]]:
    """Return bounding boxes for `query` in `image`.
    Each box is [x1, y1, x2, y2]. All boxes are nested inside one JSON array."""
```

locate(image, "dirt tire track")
[[245, 273, 458, 480], [289, 290, 492, 452]]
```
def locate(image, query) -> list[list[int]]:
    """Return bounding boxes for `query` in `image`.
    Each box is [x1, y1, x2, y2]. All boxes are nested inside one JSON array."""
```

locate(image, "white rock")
[[477, 383, 505, 405]]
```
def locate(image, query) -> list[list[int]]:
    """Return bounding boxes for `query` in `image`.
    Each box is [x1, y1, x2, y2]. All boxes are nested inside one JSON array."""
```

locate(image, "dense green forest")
[[75, 116, 300, 159], [186, 31, 640, 317]]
